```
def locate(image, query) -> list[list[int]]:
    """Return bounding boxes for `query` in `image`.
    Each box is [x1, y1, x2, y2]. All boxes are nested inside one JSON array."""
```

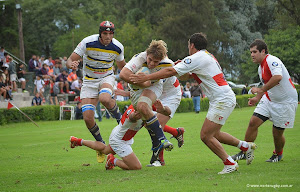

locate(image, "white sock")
[[237, 141, 249, 151], [114, 158, 118, 166]]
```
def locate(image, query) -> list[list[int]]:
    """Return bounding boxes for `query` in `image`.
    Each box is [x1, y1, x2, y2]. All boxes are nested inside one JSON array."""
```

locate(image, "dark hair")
[[189, 33, 207, 50], [250, 39, 268, 54]]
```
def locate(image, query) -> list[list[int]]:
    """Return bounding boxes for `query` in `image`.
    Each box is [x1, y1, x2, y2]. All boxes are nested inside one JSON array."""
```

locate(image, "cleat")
[[147, 160, 163, 167], [149, 148, 165, 166], [105, 154, 115, 170], [162, 140, 173, 151], [266, 153, 283, 163], [69, 136, 82, 148], [218, 162, 239, 174], [170, 127, 185, 148], [245, 142, 257, 165], [96, 150, 106, 163], [231, 151, 246, 161]]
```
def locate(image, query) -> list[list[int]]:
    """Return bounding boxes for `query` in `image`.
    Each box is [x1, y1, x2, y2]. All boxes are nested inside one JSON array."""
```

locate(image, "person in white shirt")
[[129, 32, 256, 174], [232, 39, 298, 163]]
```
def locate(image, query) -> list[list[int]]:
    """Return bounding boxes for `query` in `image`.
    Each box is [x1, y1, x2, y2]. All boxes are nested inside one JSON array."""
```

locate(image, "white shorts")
[[10, 74, 17, 82], [254, 96, 297, 128], [129, 80, 163, 108], [109, 128, 134, 158], [18, 77, 25, 82], [206, 96, 236, 125], [80, 75, 115, 99], [159, 89, 181, 118]]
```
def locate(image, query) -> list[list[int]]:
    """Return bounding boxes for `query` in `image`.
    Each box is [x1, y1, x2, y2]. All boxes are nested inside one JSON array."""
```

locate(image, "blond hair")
[[146, 40, 168, 60]]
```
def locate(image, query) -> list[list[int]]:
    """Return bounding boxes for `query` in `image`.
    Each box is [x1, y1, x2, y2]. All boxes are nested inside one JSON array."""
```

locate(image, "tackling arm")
[[119, 67, 151, 88], [130, 67, 178, 84]]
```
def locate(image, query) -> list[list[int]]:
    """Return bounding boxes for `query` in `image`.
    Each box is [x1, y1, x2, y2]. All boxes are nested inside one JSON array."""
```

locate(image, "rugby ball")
[[136, 66, 151, 75], [130, 67, 151, 90]]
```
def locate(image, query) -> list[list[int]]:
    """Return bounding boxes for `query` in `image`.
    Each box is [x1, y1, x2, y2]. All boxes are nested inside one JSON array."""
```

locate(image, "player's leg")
[[99, 79, 122, 124], [137, 89, 173, 151], [266, 126, 285, 162], [69, 136, 113, 155]]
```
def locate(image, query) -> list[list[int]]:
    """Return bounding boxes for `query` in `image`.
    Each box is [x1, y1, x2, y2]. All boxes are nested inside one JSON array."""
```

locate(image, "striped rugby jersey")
[[74, 34, 124, 80]]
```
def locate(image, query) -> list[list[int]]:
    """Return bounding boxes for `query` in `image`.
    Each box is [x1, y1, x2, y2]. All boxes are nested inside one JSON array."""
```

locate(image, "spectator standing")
[[190, 80, 203, 113], [17, 63, 27, 93], [49, 79, 59, 105], [0, 46, 5, 65], [183, 82, 191, 98], [8, 56, 17, 92], [34, 75, 45, 100]]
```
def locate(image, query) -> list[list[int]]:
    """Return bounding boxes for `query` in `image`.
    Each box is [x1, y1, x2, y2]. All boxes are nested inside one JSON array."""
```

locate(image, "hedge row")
[[0, 95, 256, 125]]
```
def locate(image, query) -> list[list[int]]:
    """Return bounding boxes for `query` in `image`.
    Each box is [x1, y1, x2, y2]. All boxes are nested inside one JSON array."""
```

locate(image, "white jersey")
[[174, 50, 235, 102], [124, 52, 174, 106], [258, 54, 298, 104], [110, 105, 143, 142], [160, 76, 181, 99], [74, 34, 124, 80]]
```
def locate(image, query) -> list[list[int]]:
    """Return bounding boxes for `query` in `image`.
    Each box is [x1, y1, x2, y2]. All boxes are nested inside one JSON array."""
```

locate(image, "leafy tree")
[[0, 1, 19, 56], [156, 0, 222, 61]]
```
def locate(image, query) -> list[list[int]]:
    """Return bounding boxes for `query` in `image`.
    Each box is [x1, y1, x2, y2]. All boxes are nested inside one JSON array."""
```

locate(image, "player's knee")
[[130, 163, 142, 170], [99, 88, 113, 105]]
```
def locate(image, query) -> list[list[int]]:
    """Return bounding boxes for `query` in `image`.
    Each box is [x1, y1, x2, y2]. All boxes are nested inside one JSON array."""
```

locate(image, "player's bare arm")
[[67, 52, 81, 70], [116, 59, 126, 70], [130, 67, 177, 84], [119, 67, 151, 88], [249, 75, 282, 106]]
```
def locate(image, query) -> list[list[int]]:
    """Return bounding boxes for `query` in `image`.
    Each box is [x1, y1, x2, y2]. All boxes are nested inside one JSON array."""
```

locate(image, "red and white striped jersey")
[[111, 105, 143, 141], [258, 54, 298, 103], [174, 50, 235, 101]]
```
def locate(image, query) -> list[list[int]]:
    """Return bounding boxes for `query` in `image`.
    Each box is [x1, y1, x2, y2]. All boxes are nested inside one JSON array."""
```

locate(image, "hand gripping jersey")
[[258, 54, 298, 104], [174, 50, 235, 101], [110, 105, 143, 142], [74, 34, 124, 80]]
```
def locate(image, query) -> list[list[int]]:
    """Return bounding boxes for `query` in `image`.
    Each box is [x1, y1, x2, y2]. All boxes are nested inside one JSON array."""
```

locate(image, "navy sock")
[[89, 124, 105, 143], [108, 103, 122, 124], [145, 115, 167, 142], [147, 128, 160, 149]]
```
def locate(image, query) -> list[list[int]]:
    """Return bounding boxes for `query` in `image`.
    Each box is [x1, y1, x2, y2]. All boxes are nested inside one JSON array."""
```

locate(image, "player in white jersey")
[[120, 40, 175, 155], [66, 21, 126, 163], [130, 33, 257, 174], [232, 39, 298, 163], [70, 105, 144, 170]]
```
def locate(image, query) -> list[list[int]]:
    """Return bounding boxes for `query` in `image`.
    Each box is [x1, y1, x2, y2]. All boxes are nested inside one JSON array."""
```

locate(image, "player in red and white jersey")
[[130, 33, 257, 174], [120, 40, 175, 154], [67, 21, 126, 163], [232, 39, 298, 163], [69, 105, 144, 170]]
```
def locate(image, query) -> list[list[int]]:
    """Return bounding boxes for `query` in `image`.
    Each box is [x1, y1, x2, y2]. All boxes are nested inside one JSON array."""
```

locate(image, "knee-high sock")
[[89, 123, 105, 143], [145, 115, 167, 142], [108, 103, 121, 124]]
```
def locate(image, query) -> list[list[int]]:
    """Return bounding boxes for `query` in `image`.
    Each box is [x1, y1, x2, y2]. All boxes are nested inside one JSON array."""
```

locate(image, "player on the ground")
[[232, 39, 298, 163], [67, 21, 126, 163], [130, 33, 257, 174], [70, 105, 143, 170]]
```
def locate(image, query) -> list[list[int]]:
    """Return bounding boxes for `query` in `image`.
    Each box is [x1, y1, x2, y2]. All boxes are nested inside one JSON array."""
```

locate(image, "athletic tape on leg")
[[138, 96, 153, 108], [82, 104, 96, 112], [99, 88, 113, 96]]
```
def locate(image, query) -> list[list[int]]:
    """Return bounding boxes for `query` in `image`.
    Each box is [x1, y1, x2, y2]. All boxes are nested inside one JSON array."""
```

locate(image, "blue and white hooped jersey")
[[74, 34, 124, 80]]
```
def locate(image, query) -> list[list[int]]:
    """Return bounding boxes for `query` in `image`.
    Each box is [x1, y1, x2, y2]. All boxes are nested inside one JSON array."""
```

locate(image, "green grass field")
[[0, 106, 299, 191]]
